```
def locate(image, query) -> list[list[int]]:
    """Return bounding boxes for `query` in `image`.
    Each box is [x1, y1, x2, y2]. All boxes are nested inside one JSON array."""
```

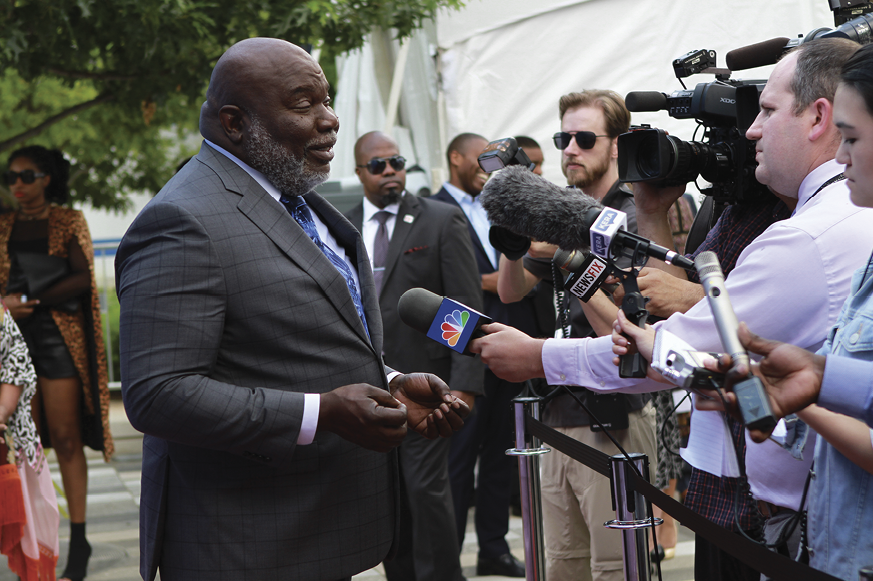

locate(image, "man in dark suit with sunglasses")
[[495, 91, 657, 581], [345, 131, 483, 581], [430, 133, 553, 578]]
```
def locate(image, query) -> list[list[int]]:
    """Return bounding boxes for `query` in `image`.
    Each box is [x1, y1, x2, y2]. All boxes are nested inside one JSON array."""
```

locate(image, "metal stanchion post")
[[506, 394, 549, 581], [605, 453, 660, 581]]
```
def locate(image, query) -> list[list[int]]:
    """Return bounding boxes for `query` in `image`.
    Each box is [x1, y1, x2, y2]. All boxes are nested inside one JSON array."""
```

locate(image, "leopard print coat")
[[0, 206, 114, 461]]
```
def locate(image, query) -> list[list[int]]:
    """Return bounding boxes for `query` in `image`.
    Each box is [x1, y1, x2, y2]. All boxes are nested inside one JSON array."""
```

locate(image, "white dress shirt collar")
[[204, 139, 283, 204], [796, 158, 847, 214], [362, 193, 402, 223]]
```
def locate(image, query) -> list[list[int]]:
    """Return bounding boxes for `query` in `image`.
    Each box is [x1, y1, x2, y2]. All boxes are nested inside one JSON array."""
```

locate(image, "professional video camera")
[[726, 1, 873, 71], [789, 0, 873, 46], [620, 1, 873, 206], [617, 49, 768, 205]]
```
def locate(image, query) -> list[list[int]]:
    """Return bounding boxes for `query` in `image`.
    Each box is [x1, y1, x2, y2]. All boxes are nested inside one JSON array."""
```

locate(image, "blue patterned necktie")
[[280, 195, 370, 339]]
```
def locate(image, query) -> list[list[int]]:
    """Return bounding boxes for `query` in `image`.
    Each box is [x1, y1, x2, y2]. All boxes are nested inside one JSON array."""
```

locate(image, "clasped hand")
[[319, 373, 469, 453]]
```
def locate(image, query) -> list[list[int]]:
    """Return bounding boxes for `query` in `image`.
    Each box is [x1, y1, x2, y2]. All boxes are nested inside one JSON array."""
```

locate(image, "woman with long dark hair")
[[2, 145, 114, 581]]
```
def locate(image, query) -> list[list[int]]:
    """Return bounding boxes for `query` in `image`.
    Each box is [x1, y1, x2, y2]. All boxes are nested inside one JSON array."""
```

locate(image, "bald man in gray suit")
[[116, 38, 467, 581]]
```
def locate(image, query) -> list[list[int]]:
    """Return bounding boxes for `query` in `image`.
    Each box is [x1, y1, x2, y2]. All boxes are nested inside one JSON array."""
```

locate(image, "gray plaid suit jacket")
[[116, 142, 398, 581]]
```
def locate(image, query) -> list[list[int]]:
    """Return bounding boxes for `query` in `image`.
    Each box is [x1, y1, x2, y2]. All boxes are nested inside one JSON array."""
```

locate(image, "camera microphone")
[[694, 251, 777, 432], [398, 288, 492, 356], [479, 165, 694, 270], [625, 91, 668, 113], [725, 37, 791, 71]]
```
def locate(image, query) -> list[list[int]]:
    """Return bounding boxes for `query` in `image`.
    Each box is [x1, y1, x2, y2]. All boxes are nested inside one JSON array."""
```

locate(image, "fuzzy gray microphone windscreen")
[[478, 165, 603, 250]]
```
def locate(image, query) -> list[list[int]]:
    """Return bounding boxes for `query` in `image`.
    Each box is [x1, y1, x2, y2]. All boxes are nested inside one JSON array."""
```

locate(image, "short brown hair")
[[558, 90, 630, 138], [788, 37, 860, 115]]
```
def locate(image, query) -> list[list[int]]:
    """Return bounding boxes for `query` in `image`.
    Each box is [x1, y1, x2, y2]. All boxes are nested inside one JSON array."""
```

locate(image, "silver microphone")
[[695, 251, 749, 370], [694, 251, 777, 432]]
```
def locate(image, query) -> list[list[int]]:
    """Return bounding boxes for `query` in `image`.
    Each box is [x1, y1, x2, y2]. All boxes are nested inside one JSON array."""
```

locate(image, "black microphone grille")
[[625, 92, 668, 113], [398, 287, 443, 334]]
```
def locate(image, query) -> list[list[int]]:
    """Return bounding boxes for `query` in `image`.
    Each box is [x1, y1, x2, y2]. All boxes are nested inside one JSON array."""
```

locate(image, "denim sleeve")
[[818, 355, 873, 429]]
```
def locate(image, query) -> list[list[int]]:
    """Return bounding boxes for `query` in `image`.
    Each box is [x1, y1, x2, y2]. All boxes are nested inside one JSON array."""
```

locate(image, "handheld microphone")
[[725, 37, 791, 71], [694, 251, 777, 432], [398, 288, 492, 356], [553, 248, 613, 302], [479, 166, 694, 270]]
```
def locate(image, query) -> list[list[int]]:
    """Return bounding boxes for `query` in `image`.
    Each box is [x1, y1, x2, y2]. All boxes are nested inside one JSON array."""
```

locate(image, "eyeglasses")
[[553, 131, 611, 151], [356, 155, 406, 175], [4, 170, 47, 186]]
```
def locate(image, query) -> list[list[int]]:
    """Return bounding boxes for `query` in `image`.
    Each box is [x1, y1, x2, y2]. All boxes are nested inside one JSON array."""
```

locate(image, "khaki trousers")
[[541, 402, 658, 581]]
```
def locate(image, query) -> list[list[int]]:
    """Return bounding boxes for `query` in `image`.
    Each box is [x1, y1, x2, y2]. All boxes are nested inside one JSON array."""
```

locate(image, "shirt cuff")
[[542, 334, 671, 394], [818, 355, 873, 428], [386, 371, 402, 385], [297, 393, 320, 445]]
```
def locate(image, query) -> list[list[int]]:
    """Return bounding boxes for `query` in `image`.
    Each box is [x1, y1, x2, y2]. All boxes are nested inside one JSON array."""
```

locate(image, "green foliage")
[[0, 0, 463, 209], [100, 283, 121, 383]]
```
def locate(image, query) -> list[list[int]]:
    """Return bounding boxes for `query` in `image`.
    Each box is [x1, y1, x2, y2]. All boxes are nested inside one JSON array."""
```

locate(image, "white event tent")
[[323, 0, 837, 211]]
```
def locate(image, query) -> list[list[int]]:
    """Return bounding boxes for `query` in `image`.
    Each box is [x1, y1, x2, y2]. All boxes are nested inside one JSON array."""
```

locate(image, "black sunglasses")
[[356, 155, 406, 175], [4, 169, 47, 186], [553, 131, 610, 151]]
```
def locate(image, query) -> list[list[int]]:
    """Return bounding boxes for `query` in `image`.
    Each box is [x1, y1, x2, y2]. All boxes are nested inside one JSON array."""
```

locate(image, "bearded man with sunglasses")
[[345, 131, 483, 581], [496, 90, 657, 581]]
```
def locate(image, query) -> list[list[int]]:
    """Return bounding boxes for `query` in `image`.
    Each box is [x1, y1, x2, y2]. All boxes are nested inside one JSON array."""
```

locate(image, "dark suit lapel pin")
[[403, 214, 414, 223], [403, 245, 428, 255]]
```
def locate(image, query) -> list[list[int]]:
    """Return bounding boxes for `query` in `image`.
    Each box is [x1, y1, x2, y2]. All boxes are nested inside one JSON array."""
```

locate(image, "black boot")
[[61, 522, 91, 581]]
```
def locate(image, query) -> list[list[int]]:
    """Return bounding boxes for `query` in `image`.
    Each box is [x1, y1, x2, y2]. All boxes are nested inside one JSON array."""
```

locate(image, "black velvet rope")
[[525, 414, 841, 581]]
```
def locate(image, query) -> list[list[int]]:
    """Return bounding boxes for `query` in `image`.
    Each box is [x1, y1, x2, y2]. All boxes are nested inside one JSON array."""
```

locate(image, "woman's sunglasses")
[[4, 170, 47, 186], [553, 131, 610, 150], [356, 155, 406, 175]]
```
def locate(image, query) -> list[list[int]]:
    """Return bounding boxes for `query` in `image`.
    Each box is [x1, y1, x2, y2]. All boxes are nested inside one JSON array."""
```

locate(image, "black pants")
[[448, 370, 523, 558], [695, 533, 760, 581]]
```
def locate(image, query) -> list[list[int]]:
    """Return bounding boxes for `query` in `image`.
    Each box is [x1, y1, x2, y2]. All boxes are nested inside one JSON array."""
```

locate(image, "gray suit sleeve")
[[441, 206, 486, 395], [117, 201, 304, 464]]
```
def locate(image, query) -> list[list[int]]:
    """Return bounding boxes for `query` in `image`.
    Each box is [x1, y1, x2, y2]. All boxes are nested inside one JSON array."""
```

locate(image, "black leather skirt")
[[17, 308, 78, 379]]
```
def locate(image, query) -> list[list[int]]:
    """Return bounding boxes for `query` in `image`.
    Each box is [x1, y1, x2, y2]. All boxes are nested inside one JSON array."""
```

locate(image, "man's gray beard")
[[243, 116, 330, 196]]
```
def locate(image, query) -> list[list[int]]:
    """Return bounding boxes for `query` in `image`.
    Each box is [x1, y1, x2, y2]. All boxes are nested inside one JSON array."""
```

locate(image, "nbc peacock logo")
[[441, 310, 469, 347]]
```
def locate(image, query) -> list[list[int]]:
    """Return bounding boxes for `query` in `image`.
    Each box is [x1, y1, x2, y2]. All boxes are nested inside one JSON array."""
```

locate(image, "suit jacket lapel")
[[197, 144, 377, 353], [433, 187, 492, 272], [383, 194, 420, 286]]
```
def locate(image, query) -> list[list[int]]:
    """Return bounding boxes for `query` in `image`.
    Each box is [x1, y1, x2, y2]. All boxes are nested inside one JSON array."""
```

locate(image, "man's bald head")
[[354, 131, 396, 164], [198, 37, 339, 196], [200, 38, 313, 145]]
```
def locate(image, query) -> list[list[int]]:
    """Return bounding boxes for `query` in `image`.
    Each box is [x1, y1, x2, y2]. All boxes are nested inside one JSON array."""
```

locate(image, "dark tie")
[[280, 195, 370, 339], [372, 211, 391, 295]]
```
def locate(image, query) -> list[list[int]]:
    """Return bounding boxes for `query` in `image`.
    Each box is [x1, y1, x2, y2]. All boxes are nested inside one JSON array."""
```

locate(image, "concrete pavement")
[[0, 395, 696, 580]]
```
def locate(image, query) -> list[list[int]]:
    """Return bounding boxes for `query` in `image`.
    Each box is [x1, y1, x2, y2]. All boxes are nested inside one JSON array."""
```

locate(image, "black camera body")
[[619, 73, 769, 205], [477, 137, 534, 173]]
